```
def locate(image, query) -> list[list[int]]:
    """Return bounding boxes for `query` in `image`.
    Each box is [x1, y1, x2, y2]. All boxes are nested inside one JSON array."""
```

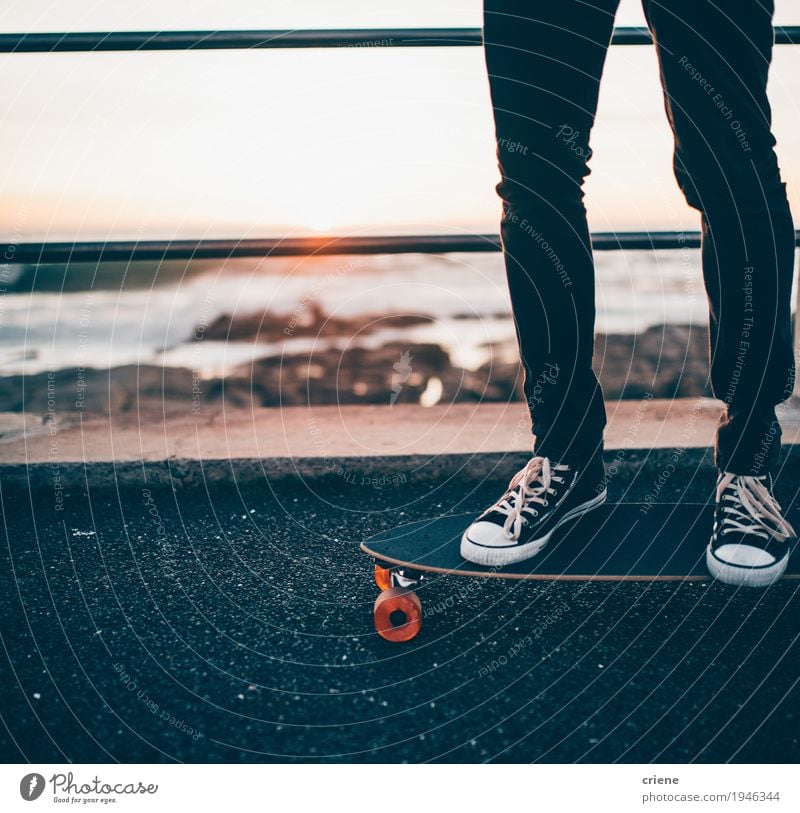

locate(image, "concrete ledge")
[[3, 398, 800, 493]]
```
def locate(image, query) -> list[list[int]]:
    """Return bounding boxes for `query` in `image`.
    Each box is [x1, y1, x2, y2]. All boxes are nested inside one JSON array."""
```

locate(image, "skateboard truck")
[[372, 565, 425, 642]]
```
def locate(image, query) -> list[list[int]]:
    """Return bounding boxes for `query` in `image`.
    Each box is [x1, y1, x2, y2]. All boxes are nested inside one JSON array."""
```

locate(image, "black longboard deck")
[[361, 503, 800, 581]]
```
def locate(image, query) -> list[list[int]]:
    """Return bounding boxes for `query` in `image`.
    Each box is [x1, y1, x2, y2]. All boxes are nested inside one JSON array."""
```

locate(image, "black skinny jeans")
[[485, 0, 795, 475]]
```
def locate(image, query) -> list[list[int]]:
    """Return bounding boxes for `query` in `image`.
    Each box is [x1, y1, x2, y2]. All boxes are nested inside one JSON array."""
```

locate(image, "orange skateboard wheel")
[[373, 587, 422, 642], [374, 564, 393, 591]]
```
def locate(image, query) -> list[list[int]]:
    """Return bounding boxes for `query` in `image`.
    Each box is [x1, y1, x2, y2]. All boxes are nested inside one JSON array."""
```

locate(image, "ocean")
[[0, 249, 717, 381]]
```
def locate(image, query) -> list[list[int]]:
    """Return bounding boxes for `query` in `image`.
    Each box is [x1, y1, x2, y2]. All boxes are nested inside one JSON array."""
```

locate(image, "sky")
[[1, 0, 799, 240]]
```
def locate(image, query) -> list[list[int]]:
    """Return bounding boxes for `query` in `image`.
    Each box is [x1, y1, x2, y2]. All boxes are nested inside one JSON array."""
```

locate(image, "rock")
[[201, 304, 429, 343], [0, 324, 712, 418]]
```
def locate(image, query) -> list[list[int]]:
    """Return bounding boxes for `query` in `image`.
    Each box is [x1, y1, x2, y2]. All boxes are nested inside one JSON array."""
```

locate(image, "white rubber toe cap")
[[706, 542, 788, 587], [464, 521, 514, 548], [713, 543, 776, 568]]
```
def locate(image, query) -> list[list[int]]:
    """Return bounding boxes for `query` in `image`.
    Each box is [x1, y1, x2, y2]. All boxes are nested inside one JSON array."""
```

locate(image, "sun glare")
[[303, 214, 335, 233]]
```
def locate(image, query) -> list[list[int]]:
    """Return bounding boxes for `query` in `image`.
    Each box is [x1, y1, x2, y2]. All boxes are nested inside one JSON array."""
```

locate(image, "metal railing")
[[1, 24, 799, 264], [0, 232, 704, 264], [1, 26, 799, 52], [5, 232, 800, 264]]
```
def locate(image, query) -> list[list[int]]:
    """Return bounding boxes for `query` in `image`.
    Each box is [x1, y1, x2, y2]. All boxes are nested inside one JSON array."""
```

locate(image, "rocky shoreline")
[[0, 324, 711, 419]]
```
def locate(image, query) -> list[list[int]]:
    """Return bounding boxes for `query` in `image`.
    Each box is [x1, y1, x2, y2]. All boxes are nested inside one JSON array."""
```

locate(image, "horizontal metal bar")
[[0, 232, 733, 264], [5, 232, 800, 264], [1, 26, 798, 53], [0, 28, 482, 53]]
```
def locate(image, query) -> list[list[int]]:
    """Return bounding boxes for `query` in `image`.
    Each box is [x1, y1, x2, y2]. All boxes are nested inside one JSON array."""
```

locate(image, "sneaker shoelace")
[[490, 456, 570, 540], [716, 472, 795, 542]]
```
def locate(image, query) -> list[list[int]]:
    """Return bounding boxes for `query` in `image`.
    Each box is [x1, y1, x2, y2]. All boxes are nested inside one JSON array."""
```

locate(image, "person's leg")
[[643, 0, 795, 476], [484, 0, 619, 464], [644, 0, 797, 586], [463, 2, 619, 566]]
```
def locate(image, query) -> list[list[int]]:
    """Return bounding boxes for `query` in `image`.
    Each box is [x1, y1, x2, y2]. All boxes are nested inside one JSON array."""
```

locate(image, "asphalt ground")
[[1, 468, 799, 763]]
